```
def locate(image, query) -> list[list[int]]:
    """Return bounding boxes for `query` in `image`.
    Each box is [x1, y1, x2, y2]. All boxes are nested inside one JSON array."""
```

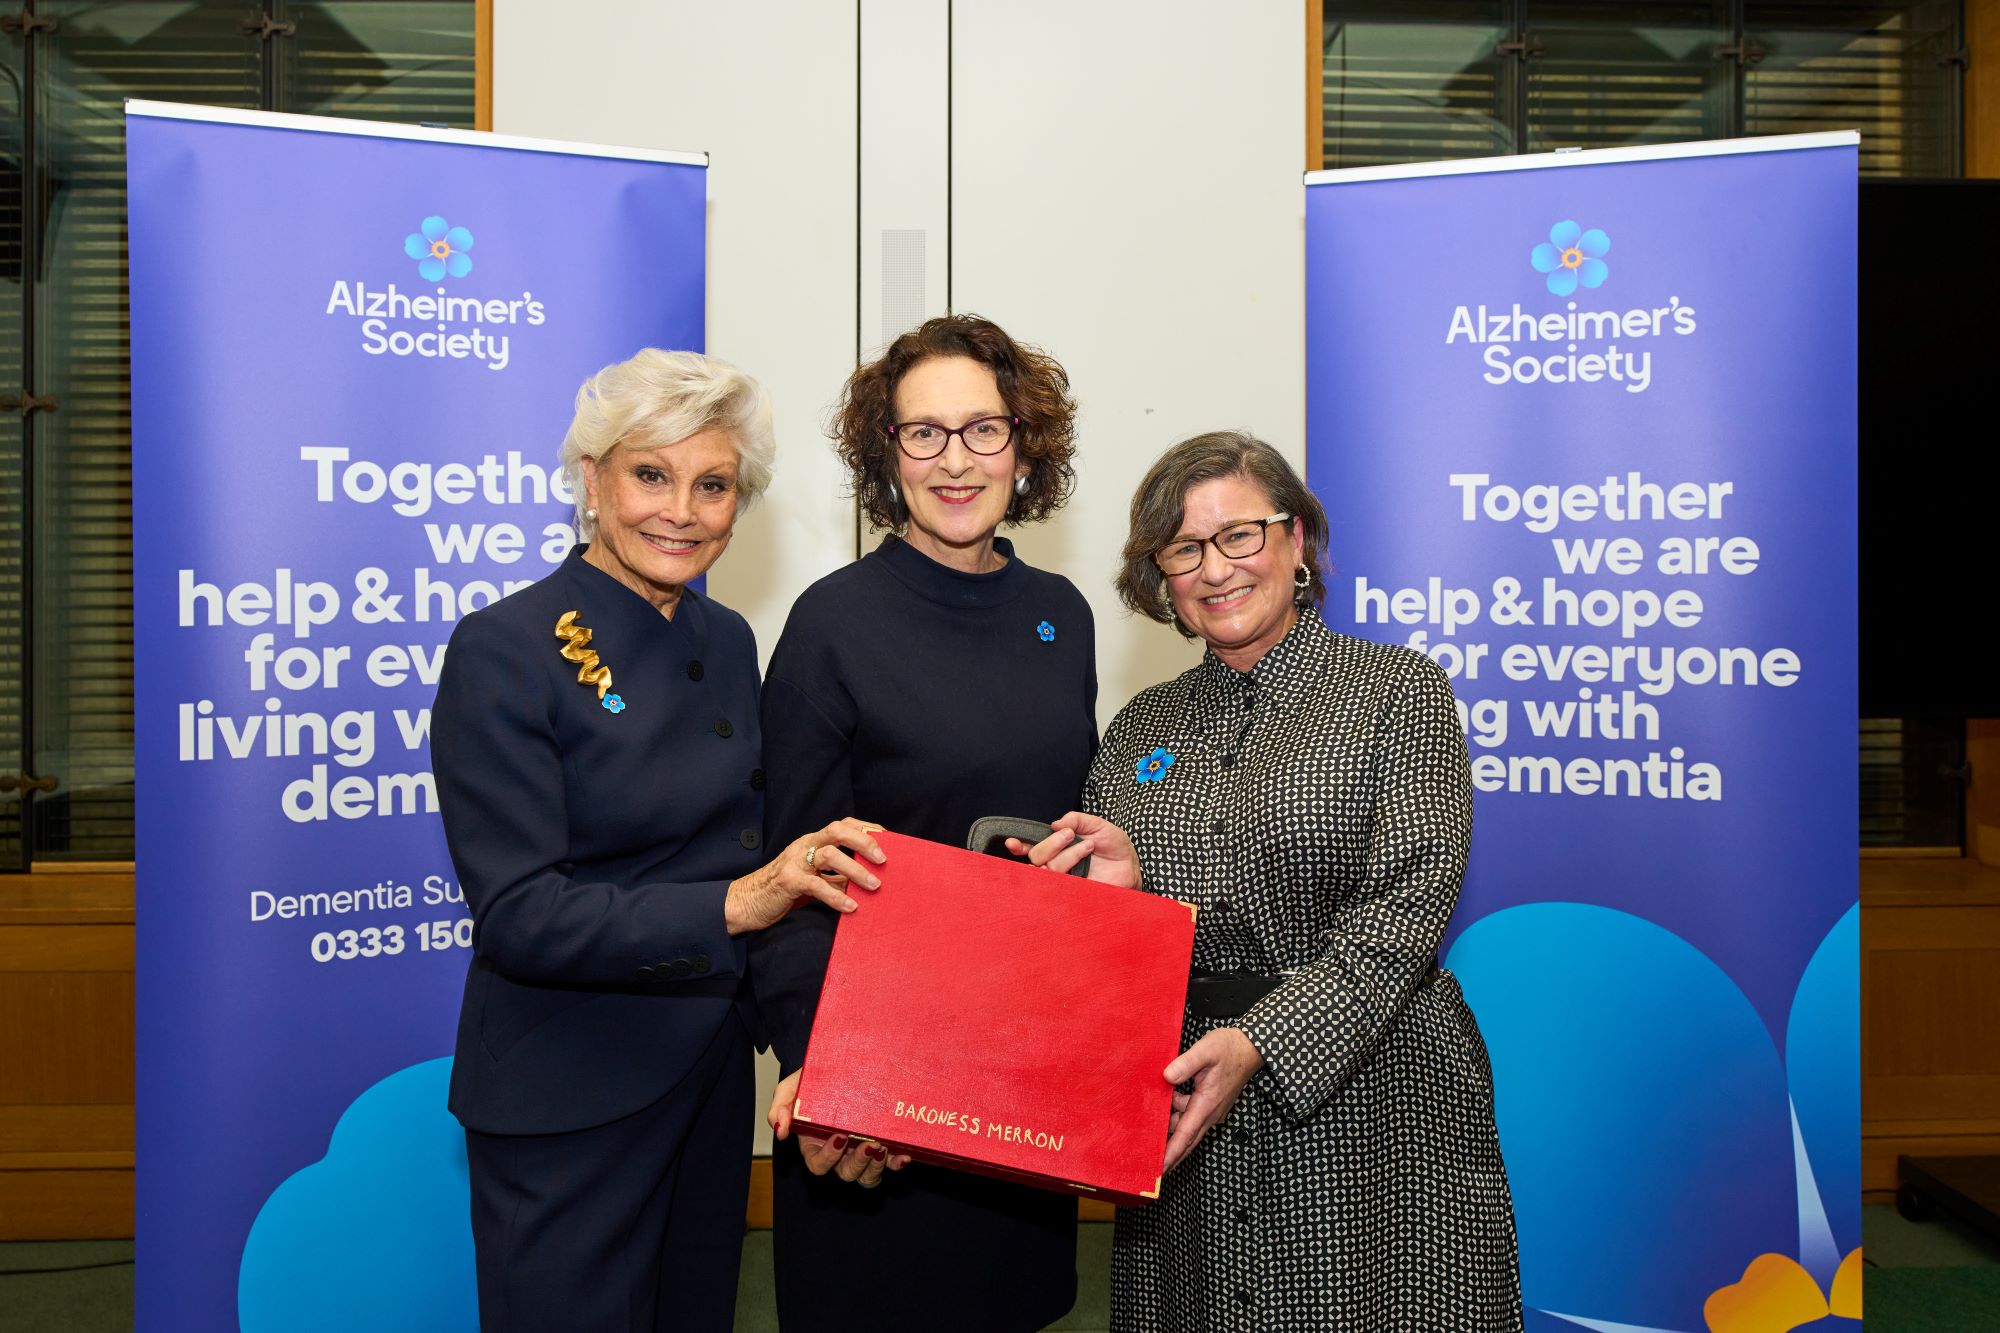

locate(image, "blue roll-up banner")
[[128, 102, 706, 1330], [1307, 134, 1859, 1331]]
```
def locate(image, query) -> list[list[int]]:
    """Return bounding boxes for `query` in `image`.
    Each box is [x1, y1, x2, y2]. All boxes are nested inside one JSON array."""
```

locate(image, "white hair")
[[558, 348, 776, 538]]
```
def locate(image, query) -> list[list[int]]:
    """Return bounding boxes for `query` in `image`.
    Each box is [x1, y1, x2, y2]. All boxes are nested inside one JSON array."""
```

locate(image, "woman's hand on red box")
[[768, 1068, 910, 1188]]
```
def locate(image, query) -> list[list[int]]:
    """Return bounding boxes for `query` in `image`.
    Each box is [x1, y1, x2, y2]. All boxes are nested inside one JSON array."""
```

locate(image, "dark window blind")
[[284, 2, 478, 124], [1860, 717, 1966, 848], [1746, 2, 1960, 177], [1321, 1, 1962, 176], [1320, 4, 1512, 171], [1, 34, 24, 865], [1, 0, 474, 866], [29, 2, 261, 861], [1525, 4, 1733, 153]]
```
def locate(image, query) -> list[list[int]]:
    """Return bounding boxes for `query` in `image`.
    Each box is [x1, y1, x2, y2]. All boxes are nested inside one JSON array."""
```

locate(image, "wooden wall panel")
[[0, 876, 135, 1238], [0, 1104, 132, 1155], [1860, 858, 2000, 1198], [0, 1169, 133, 1242], [1305, 0, 1322, 172], [0, 973, 135, 1105], [1971, 0, 2000, 178], [1968, 719, 2000, 865]]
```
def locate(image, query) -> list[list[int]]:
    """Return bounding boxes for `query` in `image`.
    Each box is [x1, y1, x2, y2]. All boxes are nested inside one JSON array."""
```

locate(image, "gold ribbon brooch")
[[554, 611, 625, 713]]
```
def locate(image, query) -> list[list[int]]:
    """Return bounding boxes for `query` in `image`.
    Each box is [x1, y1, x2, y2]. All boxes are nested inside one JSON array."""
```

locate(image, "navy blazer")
[[431, 548, 764, 1135]]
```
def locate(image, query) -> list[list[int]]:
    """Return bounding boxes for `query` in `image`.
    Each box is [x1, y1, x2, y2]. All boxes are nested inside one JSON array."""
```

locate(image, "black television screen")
[[1859, 179, 2000, 717]]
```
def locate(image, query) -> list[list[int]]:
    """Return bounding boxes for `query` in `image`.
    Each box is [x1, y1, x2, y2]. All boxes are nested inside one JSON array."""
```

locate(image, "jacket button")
[[687, 659, 705, 681], [1232, 1127, 1251, 1146], [1210, 818, 1226, 835], [749, 768, 765, 791], [637, 965, 656, 980], [739, 828, 760, 850], [692, 954, 711, 974], [1220, 753, 1235, 768], [714, 718, 734, 738], [1234, 1207, 1250, 1223], [671, 959, 693, 979]]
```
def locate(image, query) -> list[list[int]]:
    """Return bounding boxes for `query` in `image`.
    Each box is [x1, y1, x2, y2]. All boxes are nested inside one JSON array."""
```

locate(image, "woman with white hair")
[[431, 348, 886, 1332]]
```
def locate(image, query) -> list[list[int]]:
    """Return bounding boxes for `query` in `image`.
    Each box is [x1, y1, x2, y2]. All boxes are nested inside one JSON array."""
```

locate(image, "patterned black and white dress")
[[1088, 608, 1522, 1332]]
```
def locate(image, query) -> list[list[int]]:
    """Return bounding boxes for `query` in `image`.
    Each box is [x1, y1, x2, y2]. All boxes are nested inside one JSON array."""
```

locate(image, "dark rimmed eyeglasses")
[[1152, 513, 1293, 576], [885, 415, 1019, 460]]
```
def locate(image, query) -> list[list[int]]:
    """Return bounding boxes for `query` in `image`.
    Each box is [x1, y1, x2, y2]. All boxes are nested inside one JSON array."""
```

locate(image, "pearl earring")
[[1014, 475, 1030, 496]]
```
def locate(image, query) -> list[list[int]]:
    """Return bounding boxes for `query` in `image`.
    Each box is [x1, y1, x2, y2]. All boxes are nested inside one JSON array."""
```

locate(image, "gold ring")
[[804, 845, 819, 871]]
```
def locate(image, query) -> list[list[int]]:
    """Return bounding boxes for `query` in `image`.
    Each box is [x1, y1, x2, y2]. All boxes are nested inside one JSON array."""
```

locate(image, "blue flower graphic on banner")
[[1530, 220, 1609, 296], [1448, 903, 1862, 1333], [404, 215, 474, 280]]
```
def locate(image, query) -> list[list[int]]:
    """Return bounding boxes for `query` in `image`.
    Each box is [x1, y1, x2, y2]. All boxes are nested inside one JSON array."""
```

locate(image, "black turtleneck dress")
[[751, 534, 1099, 1333]]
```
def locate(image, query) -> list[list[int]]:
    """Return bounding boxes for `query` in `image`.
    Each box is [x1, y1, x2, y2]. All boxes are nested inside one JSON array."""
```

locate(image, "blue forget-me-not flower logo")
[[405, 216, 474, 281], [1135, 747, 1175, 784], [1037, 621, 1055, 642], [1530, 220, 1609, 296]]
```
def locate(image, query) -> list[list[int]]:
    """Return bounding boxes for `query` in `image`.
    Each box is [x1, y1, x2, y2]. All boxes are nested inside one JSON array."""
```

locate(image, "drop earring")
[[1014, 474, 1030, 496]]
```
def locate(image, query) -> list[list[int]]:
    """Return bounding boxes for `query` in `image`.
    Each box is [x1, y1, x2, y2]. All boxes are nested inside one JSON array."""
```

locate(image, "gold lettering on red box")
[[892, 1099, 1065, 1153]]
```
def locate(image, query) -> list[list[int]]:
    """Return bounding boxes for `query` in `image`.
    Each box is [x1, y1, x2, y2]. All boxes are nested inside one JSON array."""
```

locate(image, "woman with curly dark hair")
[[751, 315, 1095, 1332]]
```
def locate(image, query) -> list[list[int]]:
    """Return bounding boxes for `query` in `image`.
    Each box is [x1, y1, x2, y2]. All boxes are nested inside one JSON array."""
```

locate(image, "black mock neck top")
[[751, 534, 1097, 1071], [748, 534, 1098, 1333]]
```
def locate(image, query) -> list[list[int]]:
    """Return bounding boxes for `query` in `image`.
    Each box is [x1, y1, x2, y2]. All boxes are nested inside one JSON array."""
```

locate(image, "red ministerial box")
[[792, 830, 1197, 1205]]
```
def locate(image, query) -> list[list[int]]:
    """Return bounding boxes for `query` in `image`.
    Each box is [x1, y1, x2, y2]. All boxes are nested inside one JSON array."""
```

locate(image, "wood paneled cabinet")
[[1860, 857, 2000, 1200], [0, 874, 134, 1239]]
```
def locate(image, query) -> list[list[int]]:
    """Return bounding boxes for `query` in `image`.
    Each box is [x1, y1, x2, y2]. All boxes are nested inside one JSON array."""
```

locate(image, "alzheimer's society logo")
[[322, 212, 545, 371], [1444, 215, 1694, 394], [1529, 219, 1609, 296], [403, 215, 474, 281]]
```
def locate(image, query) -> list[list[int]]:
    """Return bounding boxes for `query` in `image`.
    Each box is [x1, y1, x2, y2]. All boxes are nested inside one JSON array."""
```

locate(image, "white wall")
[[493, 0, 862, 1154], [494, 0, 1304, 721], [493, 0, 1305, 1151], [952, 0, 1306, 712], [493, 0, 861, 657]]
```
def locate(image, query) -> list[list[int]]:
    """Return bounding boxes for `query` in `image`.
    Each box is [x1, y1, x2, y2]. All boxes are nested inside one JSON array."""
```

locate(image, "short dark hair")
[[829, 314, 1078, 531], [1115, 430, 1330, 638]]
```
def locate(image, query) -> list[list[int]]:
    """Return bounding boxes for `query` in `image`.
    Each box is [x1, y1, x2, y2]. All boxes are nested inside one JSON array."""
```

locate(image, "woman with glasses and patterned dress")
[[752, 315, 1096, 1332], [1021, 432, 1522, 1332]]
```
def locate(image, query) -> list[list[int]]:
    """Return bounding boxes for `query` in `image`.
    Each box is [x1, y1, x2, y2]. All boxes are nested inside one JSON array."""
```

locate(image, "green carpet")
[[7, 1206, 1996, 1330], [1861, 1265, 2000, 1330], [0, 1240, 134, 1333]]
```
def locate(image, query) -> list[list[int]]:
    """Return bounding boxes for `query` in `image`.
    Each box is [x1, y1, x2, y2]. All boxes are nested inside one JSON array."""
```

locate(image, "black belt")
[[1186, 958, 1441, 1019]]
